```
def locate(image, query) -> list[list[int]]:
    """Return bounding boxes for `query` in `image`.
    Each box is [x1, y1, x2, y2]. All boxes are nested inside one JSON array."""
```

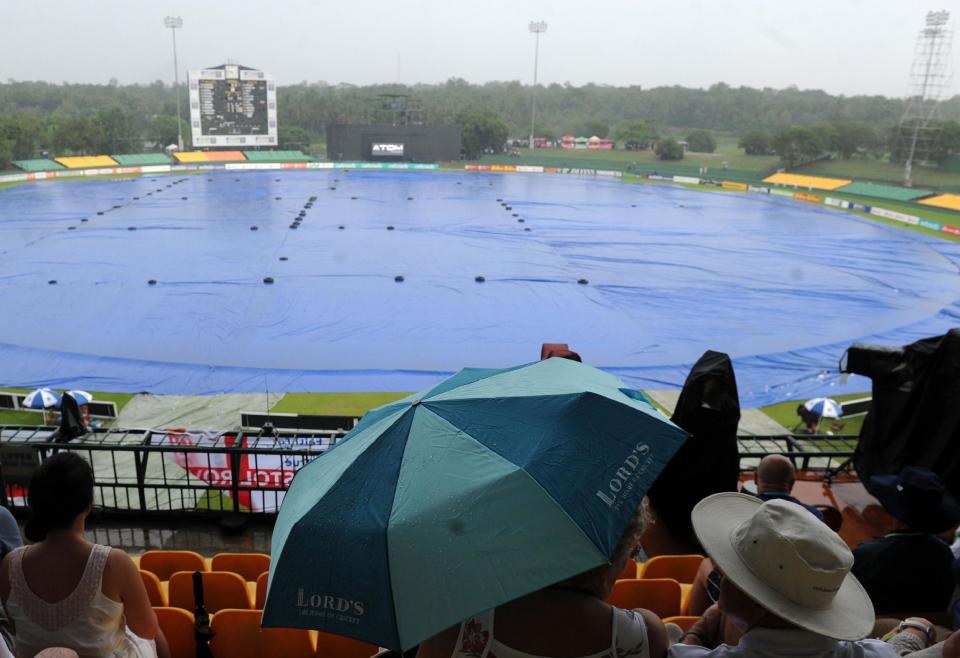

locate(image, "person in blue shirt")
[[754, 455, 825, 522]]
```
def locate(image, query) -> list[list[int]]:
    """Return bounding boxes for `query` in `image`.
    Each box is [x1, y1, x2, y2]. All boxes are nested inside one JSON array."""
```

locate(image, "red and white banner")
[[154, 431, 331, 512]]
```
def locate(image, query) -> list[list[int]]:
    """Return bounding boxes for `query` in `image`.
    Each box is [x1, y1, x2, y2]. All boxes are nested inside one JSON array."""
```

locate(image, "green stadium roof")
[[838, 181, 934, 202]]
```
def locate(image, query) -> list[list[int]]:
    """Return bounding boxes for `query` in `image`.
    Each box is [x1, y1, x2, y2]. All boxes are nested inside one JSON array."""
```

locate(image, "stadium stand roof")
[[242, 150, 312, 162], [918, 194, 960, 212], [12, 159, 65, 173], [838, 181, 934, 202], [111, 153, 173, 166], [55, 155, 118, 169], [174, 151, 247, 163], [763, 172, 853, 191]]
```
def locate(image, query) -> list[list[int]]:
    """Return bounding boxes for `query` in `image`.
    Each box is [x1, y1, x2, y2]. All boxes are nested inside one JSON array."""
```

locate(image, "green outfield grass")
[[269, 392, 411, 417], [468, 138, 780, 183]]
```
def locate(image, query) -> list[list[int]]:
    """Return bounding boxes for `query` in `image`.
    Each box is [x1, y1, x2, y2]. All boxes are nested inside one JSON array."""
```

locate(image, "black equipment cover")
[[647, 350, 741, 549], [55, 393, 86, 443], [846, 328, 960, 498]]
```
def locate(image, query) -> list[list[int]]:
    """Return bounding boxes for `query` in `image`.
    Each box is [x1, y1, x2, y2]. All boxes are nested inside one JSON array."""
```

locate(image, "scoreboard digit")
[[189, 64, 277, 148]]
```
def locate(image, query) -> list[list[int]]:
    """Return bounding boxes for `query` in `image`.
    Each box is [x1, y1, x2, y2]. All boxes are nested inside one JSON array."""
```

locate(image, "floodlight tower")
[[899, 10, 952, 187], [164, 16, 185, 151], [529, 21, 547, 152]]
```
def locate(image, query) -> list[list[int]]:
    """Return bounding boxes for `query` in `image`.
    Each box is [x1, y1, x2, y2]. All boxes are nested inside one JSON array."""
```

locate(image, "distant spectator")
[[796, 404, 819, 434], [417, 503, 668, 658], [0, 453, 168, 658], [670, 494, 896, 658], [852, 466, 960, 615], [754, 455, 825, 521]]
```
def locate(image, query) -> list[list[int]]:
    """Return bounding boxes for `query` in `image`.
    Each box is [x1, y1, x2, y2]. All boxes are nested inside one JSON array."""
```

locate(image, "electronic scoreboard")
[[188, 64, 277, 148]]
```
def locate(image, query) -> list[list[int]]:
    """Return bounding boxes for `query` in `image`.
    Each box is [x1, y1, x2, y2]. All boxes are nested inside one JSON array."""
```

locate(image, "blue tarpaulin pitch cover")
[[1, 170, 958, 407]]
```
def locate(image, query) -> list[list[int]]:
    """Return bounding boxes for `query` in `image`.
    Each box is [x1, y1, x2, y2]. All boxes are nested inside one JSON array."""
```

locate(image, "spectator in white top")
[[669, 494, 904, 658]]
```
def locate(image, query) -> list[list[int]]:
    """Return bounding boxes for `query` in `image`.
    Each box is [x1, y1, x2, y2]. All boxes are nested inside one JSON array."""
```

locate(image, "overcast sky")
[[2, 0, 957, 98]]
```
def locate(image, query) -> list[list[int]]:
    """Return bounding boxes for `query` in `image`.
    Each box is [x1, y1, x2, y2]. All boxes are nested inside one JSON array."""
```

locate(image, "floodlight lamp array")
[[926, 10, 949, 28]]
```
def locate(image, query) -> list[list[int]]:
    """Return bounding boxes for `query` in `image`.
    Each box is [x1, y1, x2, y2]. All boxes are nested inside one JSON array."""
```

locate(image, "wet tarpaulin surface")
[[1, 170, 959, 407]]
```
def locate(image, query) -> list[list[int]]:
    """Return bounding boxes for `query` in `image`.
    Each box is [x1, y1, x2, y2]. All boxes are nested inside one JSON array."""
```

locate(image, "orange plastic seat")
[[662, 615, 699, 632], [155, 607, 197, 658], [679, 583, 694, 614], [607, 578, 681, 618], [639, 555, 704, 583], [140, 569, 168, 607], [168, 571, 252, 613], [616, 558, 639, 581], [210, 609, 315, 658], [255, 572, 269, 610], [140, 550, 207, 581], [315, 631, 379, 658], [211, 553, 271, 582]]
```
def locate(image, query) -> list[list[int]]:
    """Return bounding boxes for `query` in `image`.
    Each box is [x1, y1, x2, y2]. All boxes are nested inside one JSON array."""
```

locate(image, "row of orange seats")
[[135, 550, 271, 611], [142, 569, 269, 611], [614, 554, 704, 615], [156, 607, 379, 658], [143, 551, 706, 647], [135, 550, 270, 581], [158, 607, 698, 658]]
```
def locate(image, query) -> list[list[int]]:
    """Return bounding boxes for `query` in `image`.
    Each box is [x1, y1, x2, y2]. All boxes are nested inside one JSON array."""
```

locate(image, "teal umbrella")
[[262, 358, 687, 651]]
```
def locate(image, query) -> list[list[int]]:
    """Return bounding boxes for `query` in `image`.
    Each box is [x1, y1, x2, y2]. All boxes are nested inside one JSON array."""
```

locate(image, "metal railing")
[[0, 425, 857, 520], [0, 426, 347, 520]]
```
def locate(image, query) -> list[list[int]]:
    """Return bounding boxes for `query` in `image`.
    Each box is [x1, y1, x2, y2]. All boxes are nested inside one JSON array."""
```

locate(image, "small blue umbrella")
[[21, 388, 60, 410], [56, 390, 93, 409], [803, 397, 844, 419], [262, 358, 687, 651]]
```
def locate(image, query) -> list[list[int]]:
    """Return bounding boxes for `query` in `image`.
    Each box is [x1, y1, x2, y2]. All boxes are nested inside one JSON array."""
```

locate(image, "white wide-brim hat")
[[691, 493, 874, 641]]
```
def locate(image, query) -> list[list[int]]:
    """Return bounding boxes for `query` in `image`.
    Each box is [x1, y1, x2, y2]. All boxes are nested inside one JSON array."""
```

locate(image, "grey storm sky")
[[1, 0, 957, 98]]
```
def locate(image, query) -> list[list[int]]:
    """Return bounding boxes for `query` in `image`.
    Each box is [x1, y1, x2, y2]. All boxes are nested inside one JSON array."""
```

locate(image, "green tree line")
[[2, 78, 960, 168]]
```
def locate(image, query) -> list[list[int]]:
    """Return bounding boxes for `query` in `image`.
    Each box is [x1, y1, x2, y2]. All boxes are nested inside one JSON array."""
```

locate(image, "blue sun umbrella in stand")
[[55, 390, 93, 409], [21, 388, 60, 410], [803, 397, 844, 433], [262, 358, 688, 652], [803, 397, 844, 419]]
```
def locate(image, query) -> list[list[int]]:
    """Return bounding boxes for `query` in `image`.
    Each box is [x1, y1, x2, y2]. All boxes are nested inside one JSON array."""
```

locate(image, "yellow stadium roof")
[[173, 151, 211, 163], [919, 194, 960, 212], [763, 172, 853, 191], [54, 155, 118, 169]]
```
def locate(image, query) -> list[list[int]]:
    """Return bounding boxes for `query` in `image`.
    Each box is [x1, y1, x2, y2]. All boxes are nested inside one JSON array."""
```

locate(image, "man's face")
[[717, 568, 770, 633]]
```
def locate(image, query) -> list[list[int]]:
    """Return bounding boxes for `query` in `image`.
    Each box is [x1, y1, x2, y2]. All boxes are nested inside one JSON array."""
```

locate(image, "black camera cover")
[[846, 328, 960, 498]]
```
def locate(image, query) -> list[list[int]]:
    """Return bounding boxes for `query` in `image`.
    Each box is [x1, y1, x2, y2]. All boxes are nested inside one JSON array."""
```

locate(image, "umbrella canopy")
[[262, 358, 687, 651], [21, 388, 60, 410], [56, 390, 92, 409], [803, 397, 844, 419]]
